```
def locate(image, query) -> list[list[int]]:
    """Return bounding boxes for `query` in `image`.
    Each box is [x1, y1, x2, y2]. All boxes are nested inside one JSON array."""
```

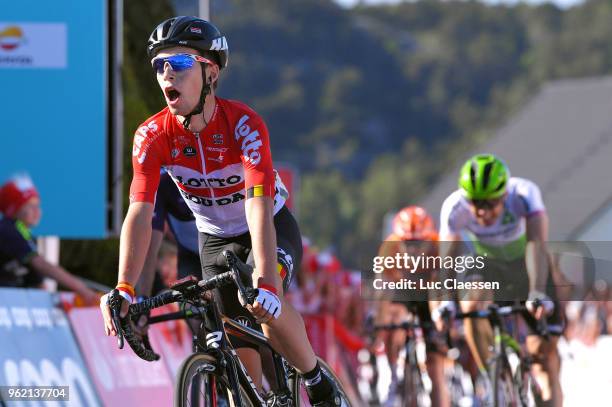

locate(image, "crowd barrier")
[[0, 288, 363, 406], [0, 288, 101, 406]]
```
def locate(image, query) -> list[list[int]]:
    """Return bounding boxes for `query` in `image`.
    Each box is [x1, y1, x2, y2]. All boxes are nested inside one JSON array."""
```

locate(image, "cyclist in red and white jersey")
[[99, 16, 341, 406]]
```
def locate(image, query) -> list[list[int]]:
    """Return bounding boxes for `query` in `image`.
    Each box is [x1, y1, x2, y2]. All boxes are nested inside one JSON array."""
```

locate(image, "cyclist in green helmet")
[[431, 154, 563, 406], [459, 154, 508, 199]]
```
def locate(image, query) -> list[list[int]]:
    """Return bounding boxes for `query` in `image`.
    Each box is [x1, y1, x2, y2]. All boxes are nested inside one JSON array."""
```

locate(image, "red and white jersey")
[[130, 97, 288, 237]]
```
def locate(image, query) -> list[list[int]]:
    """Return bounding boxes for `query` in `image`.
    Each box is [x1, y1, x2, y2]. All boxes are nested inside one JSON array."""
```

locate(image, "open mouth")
[[165, 87, 181, 102]]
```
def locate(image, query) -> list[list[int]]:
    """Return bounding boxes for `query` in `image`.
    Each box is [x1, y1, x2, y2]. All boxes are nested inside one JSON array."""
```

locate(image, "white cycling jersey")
[[439, 177, 545, 260]]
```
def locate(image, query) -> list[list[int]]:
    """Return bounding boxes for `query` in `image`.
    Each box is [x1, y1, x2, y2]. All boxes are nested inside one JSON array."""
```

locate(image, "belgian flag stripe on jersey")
[[247, 185, 265, 198], [277, 263, 287, 280]]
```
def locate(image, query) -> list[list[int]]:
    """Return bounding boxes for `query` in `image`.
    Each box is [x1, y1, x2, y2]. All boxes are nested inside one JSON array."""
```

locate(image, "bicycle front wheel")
[[401, 343, 427, 407], [491, 355, 520, 407], [174, 352, 258, 407]]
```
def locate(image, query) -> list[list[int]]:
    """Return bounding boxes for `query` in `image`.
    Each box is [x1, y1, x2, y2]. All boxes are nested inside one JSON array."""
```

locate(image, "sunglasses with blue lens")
[[151, 53, 212, 74]]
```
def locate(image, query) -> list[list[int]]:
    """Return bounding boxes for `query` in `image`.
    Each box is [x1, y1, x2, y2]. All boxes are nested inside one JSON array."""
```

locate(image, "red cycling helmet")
[[392, 206, 438, 241]]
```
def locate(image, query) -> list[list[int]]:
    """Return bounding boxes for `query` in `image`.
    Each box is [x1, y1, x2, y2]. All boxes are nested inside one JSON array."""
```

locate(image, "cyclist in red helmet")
[[374, 206, 450, 407], [392, 205, 438, 242], [99, 16, 342, 405]]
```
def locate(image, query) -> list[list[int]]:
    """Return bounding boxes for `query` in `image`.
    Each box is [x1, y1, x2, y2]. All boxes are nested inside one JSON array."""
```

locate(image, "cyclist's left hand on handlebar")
[[526, 290, 554, 319], [246, 285, 282, 324], [100, 291, 129, 336]]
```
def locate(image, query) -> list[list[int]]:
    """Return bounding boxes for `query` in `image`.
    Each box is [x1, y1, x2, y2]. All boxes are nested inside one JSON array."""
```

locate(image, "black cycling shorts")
[[177, 248, 203, 280], [198, 206, 302, 349]]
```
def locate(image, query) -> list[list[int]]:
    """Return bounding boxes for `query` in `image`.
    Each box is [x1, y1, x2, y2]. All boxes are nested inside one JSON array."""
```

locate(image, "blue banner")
[[0, 288, 101, 406], [0, 0, 107, 237]]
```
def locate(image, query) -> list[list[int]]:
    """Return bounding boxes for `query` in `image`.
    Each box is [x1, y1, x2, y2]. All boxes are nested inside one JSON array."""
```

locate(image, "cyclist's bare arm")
[[525, 212, 551, 294], [245, 196, 280, 290], [29, 256, 98, 304], [101, 202, 154, 336], [118, 202, 155, 286], [135, 228, 164, 297]]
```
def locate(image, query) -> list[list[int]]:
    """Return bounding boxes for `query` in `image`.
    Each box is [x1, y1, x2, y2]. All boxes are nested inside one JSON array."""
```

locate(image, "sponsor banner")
[[0, 23, 67, 68], [0, 288, 101, 406], [1, 0, 107, 237], [68, 308, 173, 406]]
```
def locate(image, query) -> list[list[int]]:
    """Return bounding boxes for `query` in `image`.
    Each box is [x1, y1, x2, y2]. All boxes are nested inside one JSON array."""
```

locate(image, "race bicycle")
[[450, 303, 548, 407], [373, 315, 472, 407], [373, 319, 428, 407], [108, 250, 351, 407]]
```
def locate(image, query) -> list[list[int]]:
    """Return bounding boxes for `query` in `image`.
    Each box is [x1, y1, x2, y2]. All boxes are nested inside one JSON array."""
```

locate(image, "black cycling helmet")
[[148, 16, 229, 129], [148, 16, 229, 69]]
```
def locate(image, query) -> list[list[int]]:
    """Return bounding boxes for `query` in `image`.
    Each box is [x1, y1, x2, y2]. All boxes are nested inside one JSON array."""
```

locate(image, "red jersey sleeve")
[[129, 120, 164, 203], [234, 111, 275, 198]]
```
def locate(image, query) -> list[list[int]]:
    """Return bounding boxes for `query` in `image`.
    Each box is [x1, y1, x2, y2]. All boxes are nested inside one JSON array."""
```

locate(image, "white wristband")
[[117, 290, 133, 304]]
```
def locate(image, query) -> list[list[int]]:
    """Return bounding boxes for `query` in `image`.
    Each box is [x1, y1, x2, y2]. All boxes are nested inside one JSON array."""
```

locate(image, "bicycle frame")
[[454, 303, 547, 407], [199, 299, 296, 406], [122, 252, 299, 407], [373, 316, 426, 407]]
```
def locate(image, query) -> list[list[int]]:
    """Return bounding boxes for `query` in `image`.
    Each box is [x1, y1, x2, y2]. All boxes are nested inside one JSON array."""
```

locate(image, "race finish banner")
[[0, 0, 108, 237], [0, 288, 101, 406]]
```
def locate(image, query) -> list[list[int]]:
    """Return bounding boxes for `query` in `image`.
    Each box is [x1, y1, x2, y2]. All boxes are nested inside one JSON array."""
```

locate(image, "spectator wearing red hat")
[[0, 174, 99, 304]]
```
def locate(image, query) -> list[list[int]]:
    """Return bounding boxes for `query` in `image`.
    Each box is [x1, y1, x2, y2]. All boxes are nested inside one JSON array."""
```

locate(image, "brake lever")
[[108, 289, 125, 349], [221, 250, 258, 305], [234, 269, 258, 305]]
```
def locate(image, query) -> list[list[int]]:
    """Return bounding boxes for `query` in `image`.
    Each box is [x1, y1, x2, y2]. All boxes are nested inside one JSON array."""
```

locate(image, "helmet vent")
[[482, 161, 493, 190], [469, 162, 478, 190], [494, 179, 506, 193]]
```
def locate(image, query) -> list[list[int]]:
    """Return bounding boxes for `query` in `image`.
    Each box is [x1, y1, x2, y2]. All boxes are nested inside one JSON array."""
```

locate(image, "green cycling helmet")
[[458, 154, 509, 200]]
